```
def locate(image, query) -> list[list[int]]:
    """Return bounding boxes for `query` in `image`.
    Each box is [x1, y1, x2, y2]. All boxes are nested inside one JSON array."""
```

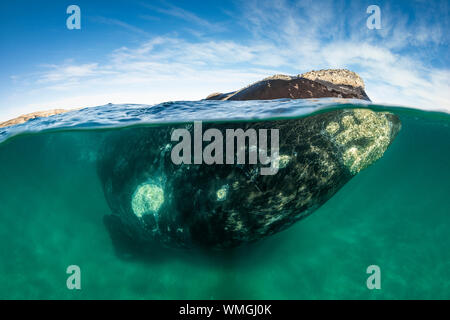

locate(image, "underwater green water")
[[0, 106, 449, 299]]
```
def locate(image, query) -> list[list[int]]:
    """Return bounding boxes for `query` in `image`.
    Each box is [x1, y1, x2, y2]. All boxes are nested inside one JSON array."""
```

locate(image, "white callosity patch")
[[326, 109, 393, 175], [300, 69, 365, 89], [277, 155, 291, 169], [131, 183, 164, 218], [325, 121, 340, 135], [216, 185, 229, 201]]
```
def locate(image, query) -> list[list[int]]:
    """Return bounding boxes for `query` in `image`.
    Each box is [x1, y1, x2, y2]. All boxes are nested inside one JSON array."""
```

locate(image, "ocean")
[[0, 99, 449, 299]]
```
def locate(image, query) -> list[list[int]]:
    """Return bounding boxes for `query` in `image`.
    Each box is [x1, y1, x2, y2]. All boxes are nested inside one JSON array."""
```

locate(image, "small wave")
[[1, 98, 449, 144]]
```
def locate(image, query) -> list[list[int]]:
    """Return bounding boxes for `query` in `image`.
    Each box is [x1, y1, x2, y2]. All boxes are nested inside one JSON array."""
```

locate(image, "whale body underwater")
[[97, 108, 401, 250]]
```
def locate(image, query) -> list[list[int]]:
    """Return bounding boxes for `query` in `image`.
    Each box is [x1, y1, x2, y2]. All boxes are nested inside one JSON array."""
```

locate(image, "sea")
[[0, 98, 449, 299]]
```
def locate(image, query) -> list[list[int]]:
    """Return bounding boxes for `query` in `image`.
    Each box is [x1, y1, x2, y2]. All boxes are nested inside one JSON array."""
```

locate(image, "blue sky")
[[0, 0, 449, 120]]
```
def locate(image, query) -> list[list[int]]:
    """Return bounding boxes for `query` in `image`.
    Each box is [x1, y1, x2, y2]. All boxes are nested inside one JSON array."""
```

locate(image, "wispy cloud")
[[141, 1, 227, 32], [93, 16, 150, 36], [139, 14, 161, 22]]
